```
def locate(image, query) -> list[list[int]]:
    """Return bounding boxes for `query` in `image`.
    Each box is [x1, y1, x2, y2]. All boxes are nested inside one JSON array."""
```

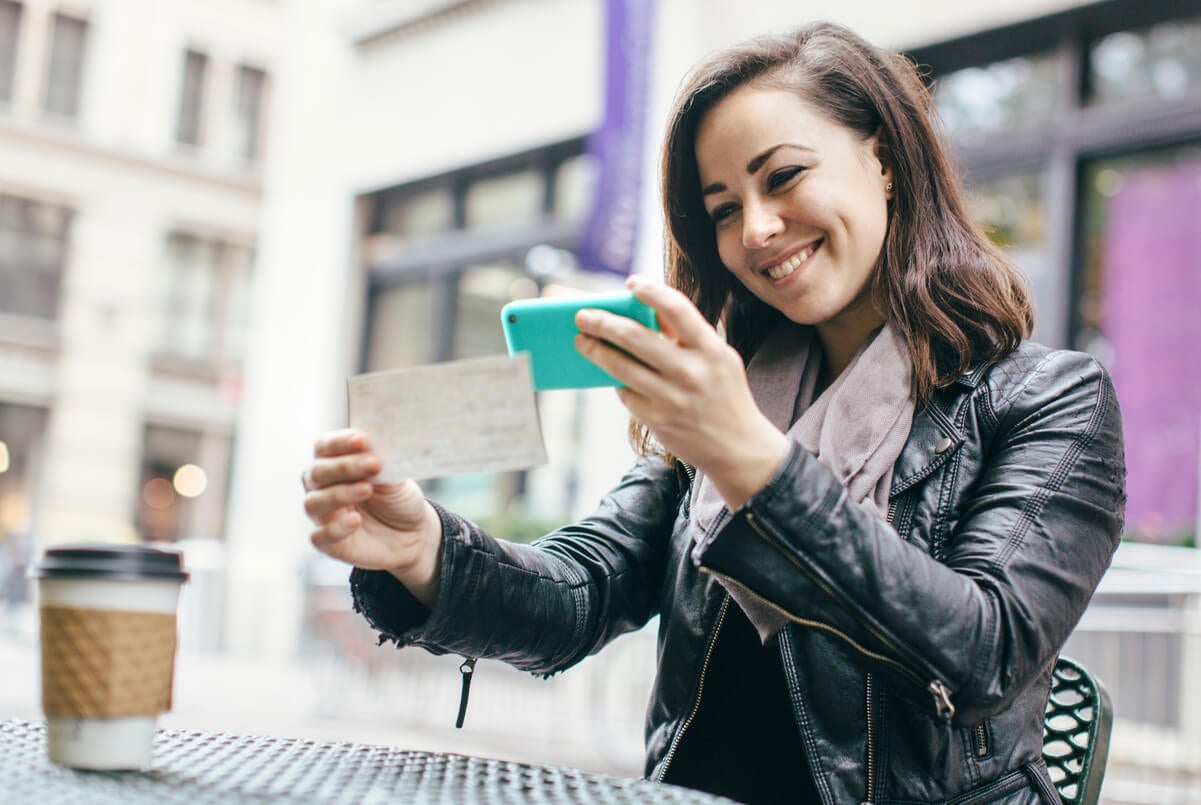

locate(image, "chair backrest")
[[1042, 655, 1114, 805]]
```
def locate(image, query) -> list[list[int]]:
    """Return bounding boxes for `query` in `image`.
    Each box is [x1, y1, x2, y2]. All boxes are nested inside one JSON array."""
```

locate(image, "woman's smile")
[[761, 239, 823, 282]]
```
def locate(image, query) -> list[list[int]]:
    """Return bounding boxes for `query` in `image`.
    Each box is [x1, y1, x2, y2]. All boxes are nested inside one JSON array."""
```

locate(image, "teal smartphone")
[[501, 292, 660, 390]]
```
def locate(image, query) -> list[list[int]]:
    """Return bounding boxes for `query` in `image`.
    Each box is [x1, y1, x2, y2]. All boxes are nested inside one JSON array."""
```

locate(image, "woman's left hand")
[[574, 276, 789, 509]]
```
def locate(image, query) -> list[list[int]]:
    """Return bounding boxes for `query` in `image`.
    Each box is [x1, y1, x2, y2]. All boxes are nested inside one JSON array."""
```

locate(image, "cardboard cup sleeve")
[[40, 606, 179, 718]]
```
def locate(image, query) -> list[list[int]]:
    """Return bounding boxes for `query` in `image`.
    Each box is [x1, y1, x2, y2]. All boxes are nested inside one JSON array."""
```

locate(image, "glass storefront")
[[1088, 15, 1201, 106], [935, 52, 1060, 138], [1079, 146, 1201, 542]]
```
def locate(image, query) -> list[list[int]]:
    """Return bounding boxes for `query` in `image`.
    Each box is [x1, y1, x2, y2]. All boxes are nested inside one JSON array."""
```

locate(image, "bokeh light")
[[142, 477, 175, 510], [173, 463, 208, 498]]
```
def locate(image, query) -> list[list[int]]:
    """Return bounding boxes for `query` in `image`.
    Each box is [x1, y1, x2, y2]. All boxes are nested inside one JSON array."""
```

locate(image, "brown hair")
[[632, 22, 1032, 456]]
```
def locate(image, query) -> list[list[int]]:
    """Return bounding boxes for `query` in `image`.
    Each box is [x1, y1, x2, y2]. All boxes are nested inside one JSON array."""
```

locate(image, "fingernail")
[[576, 310, 597, 327]]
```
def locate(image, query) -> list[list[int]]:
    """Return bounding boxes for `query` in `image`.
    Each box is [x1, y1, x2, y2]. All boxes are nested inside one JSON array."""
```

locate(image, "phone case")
[[501, 292, 660, 390]]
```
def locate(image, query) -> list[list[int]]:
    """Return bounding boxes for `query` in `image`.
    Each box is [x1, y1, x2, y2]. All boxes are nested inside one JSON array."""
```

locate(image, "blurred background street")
[[1, 0, 1200, 801]]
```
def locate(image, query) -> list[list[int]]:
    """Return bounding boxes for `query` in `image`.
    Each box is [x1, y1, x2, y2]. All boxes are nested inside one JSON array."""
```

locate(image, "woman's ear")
[[873, 130, 895, 198]]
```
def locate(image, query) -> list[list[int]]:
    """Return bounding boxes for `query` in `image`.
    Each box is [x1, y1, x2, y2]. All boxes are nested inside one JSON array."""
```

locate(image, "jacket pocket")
[[964, 718, 992, 761], [877, 767, 1037, 805]]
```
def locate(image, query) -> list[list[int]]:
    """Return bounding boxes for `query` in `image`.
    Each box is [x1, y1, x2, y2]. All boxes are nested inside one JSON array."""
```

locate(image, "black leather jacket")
[[351, 341, 1126, 804]]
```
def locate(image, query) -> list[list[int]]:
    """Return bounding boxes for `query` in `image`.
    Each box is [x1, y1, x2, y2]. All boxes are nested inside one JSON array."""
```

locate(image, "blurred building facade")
[[0, 0, 285, 623]]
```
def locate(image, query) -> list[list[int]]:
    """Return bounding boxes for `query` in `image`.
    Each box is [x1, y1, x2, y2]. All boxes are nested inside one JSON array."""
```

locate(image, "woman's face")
[[694, 84, 892, 334]]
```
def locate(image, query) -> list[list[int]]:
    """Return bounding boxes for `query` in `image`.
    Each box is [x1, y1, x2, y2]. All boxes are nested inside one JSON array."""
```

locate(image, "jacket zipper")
[[973, 722, 989, 757], [681, 461, 696, 514], [741, 511, 957, 721], [455, 657, 477, 728], [656, 595, 730, 782]]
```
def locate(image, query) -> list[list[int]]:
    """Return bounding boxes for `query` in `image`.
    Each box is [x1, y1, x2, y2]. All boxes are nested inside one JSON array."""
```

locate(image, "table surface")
[[0, 720, 736, 804]]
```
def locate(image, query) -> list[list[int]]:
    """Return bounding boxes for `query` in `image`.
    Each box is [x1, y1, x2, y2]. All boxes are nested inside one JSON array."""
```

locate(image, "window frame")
[[41, 11, 88, 121], [175, 48, 210, 147]]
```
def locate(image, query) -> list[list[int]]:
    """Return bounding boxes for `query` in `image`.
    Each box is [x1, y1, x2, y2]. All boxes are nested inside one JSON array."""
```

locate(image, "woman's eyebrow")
[[702, 143, 817, 195], [746, 143, 813, 174]]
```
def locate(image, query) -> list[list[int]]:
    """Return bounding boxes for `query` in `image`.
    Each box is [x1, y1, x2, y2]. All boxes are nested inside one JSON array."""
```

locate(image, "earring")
[[886, 181, 894, 193]]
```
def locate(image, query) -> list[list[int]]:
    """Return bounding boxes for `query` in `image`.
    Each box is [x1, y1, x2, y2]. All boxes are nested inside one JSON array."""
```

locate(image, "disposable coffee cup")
[[32, 544, 189, 770]]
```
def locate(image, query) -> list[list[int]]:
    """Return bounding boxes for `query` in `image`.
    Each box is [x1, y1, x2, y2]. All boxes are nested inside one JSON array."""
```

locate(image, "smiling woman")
[[303, 22, 1126, 805]]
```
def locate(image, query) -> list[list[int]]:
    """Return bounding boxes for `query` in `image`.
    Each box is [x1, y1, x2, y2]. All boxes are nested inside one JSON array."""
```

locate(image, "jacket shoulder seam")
[[988, 352, 1111, 572]]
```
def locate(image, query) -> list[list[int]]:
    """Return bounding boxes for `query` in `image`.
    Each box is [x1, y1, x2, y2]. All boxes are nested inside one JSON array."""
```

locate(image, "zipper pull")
[[456, 657, 477, 728], [928, 679, 956, 720]]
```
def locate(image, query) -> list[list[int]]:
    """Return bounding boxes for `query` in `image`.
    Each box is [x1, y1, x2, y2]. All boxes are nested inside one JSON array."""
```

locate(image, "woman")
[[302, 22, 1125, 805]]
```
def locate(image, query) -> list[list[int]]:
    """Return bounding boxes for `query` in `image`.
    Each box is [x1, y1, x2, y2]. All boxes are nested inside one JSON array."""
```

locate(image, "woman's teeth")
[[765, 245, 815, 280]]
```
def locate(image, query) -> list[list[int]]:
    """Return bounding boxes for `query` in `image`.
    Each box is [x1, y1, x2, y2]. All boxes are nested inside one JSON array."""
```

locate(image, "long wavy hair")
[[631, 22, 1032, 457]]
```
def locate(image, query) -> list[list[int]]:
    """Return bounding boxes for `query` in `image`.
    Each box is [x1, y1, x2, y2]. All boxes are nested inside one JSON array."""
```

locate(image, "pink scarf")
[[689, 319, 915, 643]]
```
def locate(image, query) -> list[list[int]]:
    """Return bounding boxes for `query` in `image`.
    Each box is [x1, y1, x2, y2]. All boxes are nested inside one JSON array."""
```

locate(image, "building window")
[[1088, 15, 1201, 106], [364, 280, 436, 371], [234, 64, 267, 161], [0, 0, 21, 104], [0, 193, 72, 320], [553, 153, 598, 221], [135, 425, 205, 543], [42, 13, 87, 119], [934, 51, 1060, 138], [463, 170, 544, 231], [160, 232, 252, 365], [175, 49, 208, 146]]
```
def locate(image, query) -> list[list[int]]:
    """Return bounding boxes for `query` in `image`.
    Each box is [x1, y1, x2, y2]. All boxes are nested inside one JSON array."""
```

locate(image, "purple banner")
[[1102, 159, 1201, 540], [575, 0, 655, 277]]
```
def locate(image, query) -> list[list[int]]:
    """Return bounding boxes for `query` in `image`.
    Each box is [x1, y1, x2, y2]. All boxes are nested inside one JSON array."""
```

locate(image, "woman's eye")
[[709, 203, 738, 224], [767, 167, 803, 190]]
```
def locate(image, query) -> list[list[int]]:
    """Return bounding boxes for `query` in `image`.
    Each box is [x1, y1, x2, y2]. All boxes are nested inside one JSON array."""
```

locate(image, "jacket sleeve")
[[693, 349, 1126, 726], [350, 456, 682, 676]]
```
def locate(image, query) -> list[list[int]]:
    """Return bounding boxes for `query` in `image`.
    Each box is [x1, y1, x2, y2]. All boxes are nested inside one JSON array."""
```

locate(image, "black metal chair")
[[1043, 655, 1114, 805]]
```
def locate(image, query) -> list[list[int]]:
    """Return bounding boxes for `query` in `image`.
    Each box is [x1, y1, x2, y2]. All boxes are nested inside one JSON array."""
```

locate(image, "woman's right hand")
[[302, 428, 443, 607]]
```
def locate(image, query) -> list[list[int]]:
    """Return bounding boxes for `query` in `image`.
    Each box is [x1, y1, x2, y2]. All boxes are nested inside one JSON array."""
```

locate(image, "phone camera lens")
[[508, 314, 517, 323]]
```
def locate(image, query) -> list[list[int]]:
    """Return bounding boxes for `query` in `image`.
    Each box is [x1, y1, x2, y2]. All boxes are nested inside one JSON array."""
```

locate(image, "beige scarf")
[[689, 319, 915, 643]]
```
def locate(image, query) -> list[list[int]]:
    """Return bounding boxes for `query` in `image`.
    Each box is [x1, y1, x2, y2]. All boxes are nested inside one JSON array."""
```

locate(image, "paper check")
[[347, 354, 547, 482]]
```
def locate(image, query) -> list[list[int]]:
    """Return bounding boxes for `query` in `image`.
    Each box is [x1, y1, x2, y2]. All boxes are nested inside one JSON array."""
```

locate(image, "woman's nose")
[[741, 201, 784, 249]]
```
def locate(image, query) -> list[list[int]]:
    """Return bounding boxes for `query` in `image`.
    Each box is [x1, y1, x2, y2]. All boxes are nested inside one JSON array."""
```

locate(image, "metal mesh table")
[[0, 720, 736, 804]]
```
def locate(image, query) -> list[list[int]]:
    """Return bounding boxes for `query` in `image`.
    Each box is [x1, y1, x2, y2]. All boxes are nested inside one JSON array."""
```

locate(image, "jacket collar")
[[890, 394, 965, 499], [953, 359, 990, 389]]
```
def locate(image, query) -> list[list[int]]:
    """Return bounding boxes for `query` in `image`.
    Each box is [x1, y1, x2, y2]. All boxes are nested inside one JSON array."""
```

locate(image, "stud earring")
[[885, 181, 894, 193]]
